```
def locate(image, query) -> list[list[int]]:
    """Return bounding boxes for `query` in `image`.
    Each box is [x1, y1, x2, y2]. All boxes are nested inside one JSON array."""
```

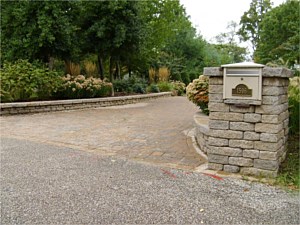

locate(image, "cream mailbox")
[[222, 62, 264, 105]]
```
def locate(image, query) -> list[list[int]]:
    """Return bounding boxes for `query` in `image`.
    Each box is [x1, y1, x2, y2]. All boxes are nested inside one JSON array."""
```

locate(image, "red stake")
[[202, 173, 223, 181], [161, 169, 177, 179]]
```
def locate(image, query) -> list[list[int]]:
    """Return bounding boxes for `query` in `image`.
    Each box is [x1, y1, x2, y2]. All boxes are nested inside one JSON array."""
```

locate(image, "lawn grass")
[[276, 132, 300, 190]]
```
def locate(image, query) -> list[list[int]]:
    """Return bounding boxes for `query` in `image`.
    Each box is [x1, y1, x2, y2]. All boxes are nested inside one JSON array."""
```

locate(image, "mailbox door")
[[223, 68, 262, 100], [224, 76, 261, 100]]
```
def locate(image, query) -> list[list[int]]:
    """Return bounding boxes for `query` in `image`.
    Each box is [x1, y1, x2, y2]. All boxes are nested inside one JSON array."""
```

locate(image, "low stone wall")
[[0, 92, 172, 116], [194, 112, 209, 154], [202, 67, 292, 177]]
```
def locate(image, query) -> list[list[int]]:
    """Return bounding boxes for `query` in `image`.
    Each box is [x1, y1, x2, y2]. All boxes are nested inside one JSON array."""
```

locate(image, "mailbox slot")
[[222, 62, 264, 105]]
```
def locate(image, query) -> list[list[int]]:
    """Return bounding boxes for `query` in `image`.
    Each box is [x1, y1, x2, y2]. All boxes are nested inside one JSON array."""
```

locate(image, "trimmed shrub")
[[186, 75, 209, 115], [132, 83, 146, 94], [147, 84, 160, 93], [0, 60, 62, 102], [112, 76, 147, 94], [157, 82, 173, 92], [112, 79, 129, 93]]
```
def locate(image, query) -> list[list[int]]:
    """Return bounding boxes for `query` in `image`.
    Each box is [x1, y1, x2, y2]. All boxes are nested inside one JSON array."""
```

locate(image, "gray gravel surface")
[[1, 137, 299, 224]]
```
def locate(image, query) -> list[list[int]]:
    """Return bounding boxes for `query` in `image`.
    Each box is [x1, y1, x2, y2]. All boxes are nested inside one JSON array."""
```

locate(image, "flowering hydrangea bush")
[[171, 80, 186, 96], [186, 75, 209, 115], [56, 74, 112, 99], [0, 60, 62, 102]]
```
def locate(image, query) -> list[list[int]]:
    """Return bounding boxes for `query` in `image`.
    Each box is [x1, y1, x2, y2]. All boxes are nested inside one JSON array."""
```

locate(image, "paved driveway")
[[0, 96, 205, 170]]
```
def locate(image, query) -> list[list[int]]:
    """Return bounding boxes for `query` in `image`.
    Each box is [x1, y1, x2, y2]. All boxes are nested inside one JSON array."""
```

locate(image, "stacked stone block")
[[204, 67, 292, 177], [0, 92, 172, 116], [194, 112, 209, 154]]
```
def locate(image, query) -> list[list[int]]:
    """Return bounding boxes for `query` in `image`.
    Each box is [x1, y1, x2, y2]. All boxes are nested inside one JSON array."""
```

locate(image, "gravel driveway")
[[1, 137, 299, 224]]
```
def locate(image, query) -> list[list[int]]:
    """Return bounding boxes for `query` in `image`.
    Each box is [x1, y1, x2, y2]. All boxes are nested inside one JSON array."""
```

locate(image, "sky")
[[180, 0, 286, 42]]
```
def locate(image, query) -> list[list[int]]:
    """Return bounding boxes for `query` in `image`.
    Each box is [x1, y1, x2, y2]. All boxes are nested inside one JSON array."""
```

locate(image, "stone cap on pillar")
[[203, 67, 223, 77], [263, 67, 294, 78], [221, 62, 265, 68], [204, 65, 294, 78]]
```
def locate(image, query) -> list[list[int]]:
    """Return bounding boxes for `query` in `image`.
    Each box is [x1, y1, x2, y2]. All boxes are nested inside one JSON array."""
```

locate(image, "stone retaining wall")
[[194, 112, 209, 154], [199, 67, 293, 177], [0, 92, 172, 116]]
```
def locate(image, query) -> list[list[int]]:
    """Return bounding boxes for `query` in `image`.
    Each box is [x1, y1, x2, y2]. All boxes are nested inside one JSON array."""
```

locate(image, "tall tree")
[[1, 0, 79, 66], [137, 0, 191, 72], [80, 1, 143, 80], [162, 25, 206, 83], [255, 0, 300, 67], [238, 0, 272, 53], [213, 21, 248, 63]]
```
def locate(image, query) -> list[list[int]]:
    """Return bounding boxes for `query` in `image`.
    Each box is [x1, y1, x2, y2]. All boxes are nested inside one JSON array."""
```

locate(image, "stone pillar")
[[203, 67, 293, 177]]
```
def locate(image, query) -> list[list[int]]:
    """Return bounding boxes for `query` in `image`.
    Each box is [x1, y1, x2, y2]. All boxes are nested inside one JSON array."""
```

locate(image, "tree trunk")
[[97, 54, 104, 79], [109, 57, 114, 82], [48, 57, 55, 71], [128, 66, 132, 77], [64, 60, 71, 74], [116, 61, 121, 80]]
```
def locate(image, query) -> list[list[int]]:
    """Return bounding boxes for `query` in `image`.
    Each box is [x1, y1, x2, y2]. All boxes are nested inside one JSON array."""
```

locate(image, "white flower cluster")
[[61, 74, 112, 98]]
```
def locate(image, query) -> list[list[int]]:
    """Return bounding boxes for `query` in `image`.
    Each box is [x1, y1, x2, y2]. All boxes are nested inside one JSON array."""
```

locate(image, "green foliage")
[[112, 77, 147, 94], [132, 83, 146, 94], [0, 60, 62, 102], [1, 0, 244, 85], [1, 1, 79, 63], [147, 84, 160, 93], [255, 0, 300, 67], [157, 82, 174, 92], [186, 75, 209, 115], [276, 133, 299, 190], [288, 77, 300, 135], [55, 75, 112, 99], [160, 25, 206, 84], [80, 1, 143, 79], [238, 0, 272, 52], [213, 21, 248, 63], [138, 0, 191, 68], [276, 76, 300, 190]]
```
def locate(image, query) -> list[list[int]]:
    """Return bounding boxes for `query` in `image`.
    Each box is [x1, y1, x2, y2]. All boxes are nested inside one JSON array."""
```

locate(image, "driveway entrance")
[[0, 96, 205, 170]]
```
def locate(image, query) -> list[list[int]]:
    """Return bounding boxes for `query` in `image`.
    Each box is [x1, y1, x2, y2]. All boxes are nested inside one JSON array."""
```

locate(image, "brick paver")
[[0, 96, 206, 170]]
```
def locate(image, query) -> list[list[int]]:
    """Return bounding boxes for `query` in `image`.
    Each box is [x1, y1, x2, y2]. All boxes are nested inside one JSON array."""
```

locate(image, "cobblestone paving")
[[0, 96, 205, 170]]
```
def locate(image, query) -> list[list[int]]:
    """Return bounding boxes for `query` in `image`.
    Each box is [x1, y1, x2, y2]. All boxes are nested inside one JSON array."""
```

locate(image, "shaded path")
[[0, 96, 205, 170]]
